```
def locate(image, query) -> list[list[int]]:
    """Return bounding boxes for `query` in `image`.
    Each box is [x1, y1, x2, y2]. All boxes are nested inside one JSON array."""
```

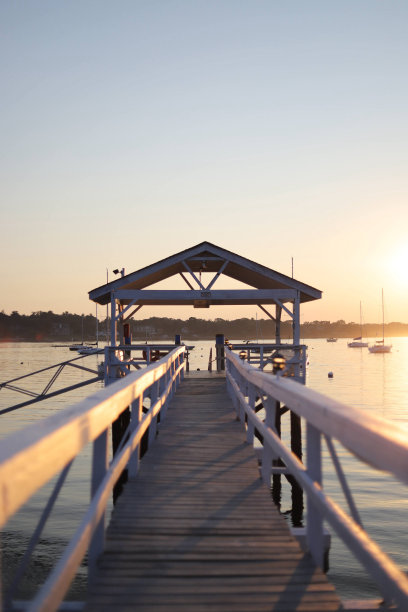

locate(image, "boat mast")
[[382, 288, 385, 342], [359, 301, 363, 338]]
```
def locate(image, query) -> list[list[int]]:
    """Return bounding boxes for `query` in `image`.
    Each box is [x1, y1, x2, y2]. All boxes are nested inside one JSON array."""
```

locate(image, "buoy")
[[328, 371, 333, 378]]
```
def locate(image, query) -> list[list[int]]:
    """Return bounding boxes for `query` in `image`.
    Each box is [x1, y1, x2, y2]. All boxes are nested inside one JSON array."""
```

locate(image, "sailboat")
[[348, 302, 368, 347], [77, 306, 101, 354], [368, 289, 392, 353]]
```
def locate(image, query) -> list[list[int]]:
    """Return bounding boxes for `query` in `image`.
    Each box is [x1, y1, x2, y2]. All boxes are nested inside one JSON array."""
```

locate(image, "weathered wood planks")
[[85, 376, 341, 611]]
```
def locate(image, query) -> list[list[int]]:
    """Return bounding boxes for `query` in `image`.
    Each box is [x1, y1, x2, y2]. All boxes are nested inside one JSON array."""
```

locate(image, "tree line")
[[1, 310, 407, 341]]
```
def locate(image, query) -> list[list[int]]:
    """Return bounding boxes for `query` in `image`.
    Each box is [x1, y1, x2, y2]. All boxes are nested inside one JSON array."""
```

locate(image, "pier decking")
[[85, 375, 341, 611]]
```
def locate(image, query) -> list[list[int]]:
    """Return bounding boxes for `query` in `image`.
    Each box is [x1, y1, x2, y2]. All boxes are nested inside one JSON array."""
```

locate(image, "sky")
[[1, 1, 407, 325]]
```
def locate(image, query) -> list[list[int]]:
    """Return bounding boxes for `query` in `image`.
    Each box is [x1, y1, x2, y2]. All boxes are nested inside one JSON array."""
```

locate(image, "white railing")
[[226, 349, 408, 610], [226, 343, 307, 382], [0, 346, 186, 612]]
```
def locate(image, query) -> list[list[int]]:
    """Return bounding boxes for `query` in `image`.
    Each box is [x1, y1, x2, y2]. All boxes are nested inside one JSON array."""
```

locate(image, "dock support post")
[[289, 409, 304, 526], [128, 396, 143, 479], [89, 428, 109, 579], [272, 400, 283, 494], [246, 384, 255, 444], [124, 322, 131, 359], [261, 397, 276, 485], [215, 334, 225, 371], [148, 381, 159, 448], [289, 290, 304, 523], [112, 406, 130, 503], [306, 422, 324, 568]]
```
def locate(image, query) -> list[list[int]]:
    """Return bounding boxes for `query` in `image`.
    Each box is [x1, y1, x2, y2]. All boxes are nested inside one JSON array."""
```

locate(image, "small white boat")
[[369, 289, 392, 354], [326, 338, 337, 343], [77, 346, 100, 355], [348, 302, 368, 347], [368, 341, 392, 354], [348, 339, 368, 348]]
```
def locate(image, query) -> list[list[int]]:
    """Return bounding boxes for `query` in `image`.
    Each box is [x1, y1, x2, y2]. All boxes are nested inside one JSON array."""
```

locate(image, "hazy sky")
[[1, 1, 407, 325]]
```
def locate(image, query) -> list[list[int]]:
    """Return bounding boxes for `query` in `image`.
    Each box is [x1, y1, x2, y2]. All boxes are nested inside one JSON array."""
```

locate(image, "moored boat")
[[348, 302, 368, 347], [369, 289, 392, 354]]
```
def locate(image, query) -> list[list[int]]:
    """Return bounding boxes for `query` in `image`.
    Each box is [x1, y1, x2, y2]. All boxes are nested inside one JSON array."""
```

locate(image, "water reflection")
[[1, 339, 408, 603]]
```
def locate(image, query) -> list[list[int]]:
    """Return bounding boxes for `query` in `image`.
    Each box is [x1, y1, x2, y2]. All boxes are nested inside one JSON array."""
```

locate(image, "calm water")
[[1, 338, 408, 602]]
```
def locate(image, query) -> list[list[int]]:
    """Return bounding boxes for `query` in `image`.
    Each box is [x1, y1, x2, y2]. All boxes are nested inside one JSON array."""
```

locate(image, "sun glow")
[[387, 244, 408, 286]]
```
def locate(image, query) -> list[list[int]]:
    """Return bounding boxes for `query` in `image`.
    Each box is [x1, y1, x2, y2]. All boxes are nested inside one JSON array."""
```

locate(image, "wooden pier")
[[85, 374, 341, 611]]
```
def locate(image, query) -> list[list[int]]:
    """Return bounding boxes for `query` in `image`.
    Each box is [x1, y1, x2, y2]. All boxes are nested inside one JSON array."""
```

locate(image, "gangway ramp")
[[85, 375, 341, 611]]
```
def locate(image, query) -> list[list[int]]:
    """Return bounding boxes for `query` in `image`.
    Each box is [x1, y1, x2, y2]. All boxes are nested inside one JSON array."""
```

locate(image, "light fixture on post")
[[113, 268, 125, 277], [272, 354, 286, 375]]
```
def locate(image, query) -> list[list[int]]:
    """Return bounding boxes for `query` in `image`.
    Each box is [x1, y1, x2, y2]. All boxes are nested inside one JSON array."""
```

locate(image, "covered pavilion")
[[88, 241, 322, 351]]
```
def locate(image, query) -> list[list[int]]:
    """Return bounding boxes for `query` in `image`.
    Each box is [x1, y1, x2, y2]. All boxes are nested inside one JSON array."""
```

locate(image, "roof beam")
[[205, 260, 229, 290], [179, 272, 195, 291], [274, 297, 294, 319], [124, 304, 143, 321], [257, 304, 276, 322], [113, 289, 298, 306], [182, 261, 205, 290]]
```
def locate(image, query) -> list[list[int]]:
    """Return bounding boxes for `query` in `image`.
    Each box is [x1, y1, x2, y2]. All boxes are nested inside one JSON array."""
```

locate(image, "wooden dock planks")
[[85, 376, 341, 611]]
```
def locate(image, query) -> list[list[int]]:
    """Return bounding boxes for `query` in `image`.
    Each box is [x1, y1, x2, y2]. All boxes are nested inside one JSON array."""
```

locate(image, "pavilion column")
[[110, 293, 117, 346], [293, 292, 300, 345], [118, 303, 124, 346], [275, 305, 282, 344]]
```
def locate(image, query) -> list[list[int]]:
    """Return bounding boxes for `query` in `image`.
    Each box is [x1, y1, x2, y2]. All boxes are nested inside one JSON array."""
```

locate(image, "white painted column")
[[261, 396, 277, 485], [246, 384, 255, 444], [128, 396, 143, 479], [89, 429, 109, 580], [110, 293, 117, 347], [293, 292, 301, 379], [293, 291, 300, 345], [148, 381, 159, 447], [306, 422, 324, 568], [275, 304, 282, 344]]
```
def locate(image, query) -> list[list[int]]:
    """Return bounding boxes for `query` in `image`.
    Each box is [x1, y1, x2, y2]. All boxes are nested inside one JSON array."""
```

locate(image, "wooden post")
[[246, 384, 255, 444], [260, 346, 264, 370], [89, 428, 109, 579], [261, 397, 276, 485], [272, 400, 282, 493], [289, 289, 304, 521], [110, 293, 116, 347], [215, 334, 225, 371], [306, 422, 324, 568], [275, 304, 282, 345], [148, 381, 159, 448], [293, 292, 300, 345], [123, 322, 131, 359], [290, 410, 304, 526], [109, 296, 130, 503], [118, 303, 124, 347], [128, 396, 143, 479], [112, 406, 130, 504]]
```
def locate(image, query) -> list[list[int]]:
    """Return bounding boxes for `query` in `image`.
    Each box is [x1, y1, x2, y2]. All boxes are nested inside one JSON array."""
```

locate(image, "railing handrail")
[[227, 350, 408, 484], [0, 346, 186, 530], [226, 349, 408, 608]]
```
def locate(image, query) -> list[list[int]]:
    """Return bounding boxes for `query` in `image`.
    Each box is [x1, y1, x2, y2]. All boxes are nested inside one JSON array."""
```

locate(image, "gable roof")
[[88, 241, 322, 305]]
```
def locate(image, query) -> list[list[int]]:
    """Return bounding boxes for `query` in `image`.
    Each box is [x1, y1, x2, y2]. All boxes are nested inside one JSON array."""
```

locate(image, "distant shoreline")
[[1, 311, 407, 342]]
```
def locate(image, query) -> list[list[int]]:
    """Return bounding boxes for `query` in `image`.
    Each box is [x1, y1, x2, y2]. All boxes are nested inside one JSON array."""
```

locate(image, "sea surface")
[[1, 338, 408, 603]]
